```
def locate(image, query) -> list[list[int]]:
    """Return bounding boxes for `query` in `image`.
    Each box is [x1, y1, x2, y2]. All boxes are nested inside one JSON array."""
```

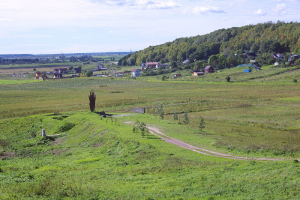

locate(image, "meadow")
[[1, 64, 300, 199]]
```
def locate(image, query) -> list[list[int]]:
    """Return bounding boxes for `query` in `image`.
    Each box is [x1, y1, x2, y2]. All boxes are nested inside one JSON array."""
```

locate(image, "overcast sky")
[[0, 0, 299, 54]]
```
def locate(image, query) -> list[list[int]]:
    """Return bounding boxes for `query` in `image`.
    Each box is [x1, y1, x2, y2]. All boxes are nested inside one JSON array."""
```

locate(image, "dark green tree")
[[199, 116, 205, 132], [173, 110, 178, 121], [85, 70, 93, 77], [226, 76, 231, 82], [183, 111, 189, 125], [156, 101, 164, 121], [170, 60, 177, 69]]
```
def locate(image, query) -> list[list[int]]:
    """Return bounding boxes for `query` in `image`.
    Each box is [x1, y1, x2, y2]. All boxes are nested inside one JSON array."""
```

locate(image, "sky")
[[0, 0, 300, 54]]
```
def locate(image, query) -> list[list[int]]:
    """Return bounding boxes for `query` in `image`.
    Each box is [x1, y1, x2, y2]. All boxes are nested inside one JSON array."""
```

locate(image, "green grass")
[[0, 79, 40, 85], [1, 112, 300, 199], [2, 64, 300, 198]]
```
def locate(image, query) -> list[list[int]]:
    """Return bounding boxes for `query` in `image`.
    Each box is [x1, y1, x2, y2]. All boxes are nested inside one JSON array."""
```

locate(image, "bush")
[[226, 76, 230, 82], [85, 70, 93, 77]]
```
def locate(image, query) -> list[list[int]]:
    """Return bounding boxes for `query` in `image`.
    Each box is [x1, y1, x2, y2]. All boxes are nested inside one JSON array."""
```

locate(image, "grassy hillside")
[[1, 112, 300, 199]]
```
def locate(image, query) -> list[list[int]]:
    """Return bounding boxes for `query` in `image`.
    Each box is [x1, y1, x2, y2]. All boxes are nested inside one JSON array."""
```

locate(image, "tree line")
[[118, 21, 300, 68]]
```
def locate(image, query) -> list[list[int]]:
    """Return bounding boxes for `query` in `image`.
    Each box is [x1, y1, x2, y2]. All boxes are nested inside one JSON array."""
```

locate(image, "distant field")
[[0, 79, 40, 85]]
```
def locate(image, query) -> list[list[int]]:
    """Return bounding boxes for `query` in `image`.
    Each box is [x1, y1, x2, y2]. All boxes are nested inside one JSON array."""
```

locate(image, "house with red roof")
[[146, 62, 159, 69]]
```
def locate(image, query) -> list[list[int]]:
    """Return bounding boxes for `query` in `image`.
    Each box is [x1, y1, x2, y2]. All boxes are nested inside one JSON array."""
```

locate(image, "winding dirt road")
[[125, 121, 292, 161]]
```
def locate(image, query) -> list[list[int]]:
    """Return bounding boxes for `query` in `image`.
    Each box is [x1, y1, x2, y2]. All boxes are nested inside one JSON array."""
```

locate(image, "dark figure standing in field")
[[89, 91, 96, 112]]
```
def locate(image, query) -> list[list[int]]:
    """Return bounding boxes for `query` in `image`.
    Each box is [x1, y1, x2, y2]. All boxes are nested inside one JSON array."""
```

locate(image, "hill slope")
[[120, 21, 300, 66]]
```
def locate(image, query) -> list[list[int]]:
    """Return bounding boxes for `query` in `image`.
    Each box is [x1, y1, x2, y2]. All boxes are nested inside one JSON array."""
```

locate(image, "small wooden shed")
[[204, 66, 214, 73]]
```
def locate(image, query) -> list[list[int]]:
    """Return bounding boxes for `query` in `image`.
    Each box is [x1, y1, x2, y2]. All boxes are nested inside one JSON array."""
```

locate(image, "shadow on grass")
[[145, 135, 161, 140]]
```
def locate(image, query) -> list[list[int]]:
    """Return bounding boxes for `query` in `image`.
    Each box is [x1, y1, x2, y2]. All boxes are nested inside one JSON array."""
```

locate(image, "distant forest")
[[119, 21, 300, 69]]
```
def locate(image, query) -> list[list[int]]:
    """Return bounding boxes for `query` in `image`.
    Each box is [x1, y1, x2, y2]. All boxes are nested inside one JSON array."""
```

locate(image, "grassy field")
[[1, 64, 300, 199], [1, 112, 300, 199], [0, 79, 40, 85]]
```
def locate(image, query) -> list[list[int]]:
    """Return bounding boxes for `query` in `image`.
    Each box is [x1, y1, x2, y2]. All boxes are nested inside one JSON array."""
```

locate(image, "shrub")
[[173, 110, 178, 121], [85, 70, 93, 77], [133, 120, 149, 137], [88, 90, 96, 112], [226, 76, 230, 82], [199, 116, 205, 132], [183, 111, 189, 125]]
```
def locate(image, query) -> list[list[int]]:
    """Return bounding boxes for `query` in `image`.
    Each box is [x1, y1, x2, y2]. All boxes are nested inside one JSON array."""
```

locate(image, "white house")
[[131, 68, 141, 77], [97, 63, 107, 70]]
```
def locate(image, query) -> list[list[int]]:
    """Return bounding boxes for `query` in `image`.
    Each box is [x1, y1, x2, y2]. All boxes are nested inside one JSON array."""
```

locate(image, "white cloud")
[[273, 4, 286, 13], [94, 0, 178, 9], [147, 1, 178, 9], [192, 6, 225, 15], [254, 9, 267, 16]]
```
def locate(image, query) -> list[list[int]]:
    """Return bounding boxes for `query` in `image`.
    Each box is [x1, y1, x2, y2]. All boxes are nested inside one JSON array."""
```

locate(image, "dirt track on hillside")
[[124, 121, 292, 161]]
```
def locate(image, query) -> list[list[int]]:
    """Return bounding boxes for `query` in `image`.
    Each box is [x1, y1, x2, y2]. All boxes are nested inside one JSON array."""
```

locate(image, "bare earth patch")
[[51, 138, 66, 146], [0, 152, 15, 159]]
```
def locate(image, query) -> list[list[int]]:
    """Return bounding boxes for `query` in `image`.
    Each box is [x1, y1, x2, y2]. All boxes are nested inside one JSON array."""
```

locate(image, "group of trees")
[[119, 21, 300, 68], [69, 56, 115, 63], [0, 58, 50, 65]]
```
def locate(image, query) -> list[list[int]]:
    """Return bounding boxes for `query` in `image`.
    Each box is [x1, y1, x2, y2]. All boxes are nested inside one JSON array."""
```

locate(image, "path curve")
[[125, 121, 294, 161]]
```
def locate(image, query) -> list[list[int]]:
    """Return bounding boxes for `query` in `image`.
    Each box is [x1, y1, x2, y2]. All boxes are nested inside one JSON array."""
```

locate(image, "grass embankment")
[[1, 112, 300, 199]]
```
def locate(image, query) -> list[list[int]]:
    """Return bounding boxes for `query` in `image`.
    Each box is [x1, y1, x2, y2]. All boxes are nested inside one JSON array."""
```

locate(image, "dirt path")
[[125, 121, 291, 161]]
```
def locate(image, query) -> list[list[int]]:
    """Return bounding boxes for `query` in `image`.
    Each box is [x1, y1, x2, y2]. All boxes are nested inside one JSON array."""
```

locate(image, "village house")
[[35, 72, 48, 79], [146, 62, 159, 69], [131, 69, 141, 77], [59, 68, 68, 74], [192, 70, 204, 76], [54, 68, 59, 74], [98, 63, 104, 69], [174, 74, 181, 78], [53, 73, 63, 79], [54, 68, 68, 74], [73, 68, 81, 73], [97, 63, 107, 70], [115, 74, 124, 77], [288, 55, 300, 62], [204, 65, 214, 73], [272, 53, 284, 60]]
